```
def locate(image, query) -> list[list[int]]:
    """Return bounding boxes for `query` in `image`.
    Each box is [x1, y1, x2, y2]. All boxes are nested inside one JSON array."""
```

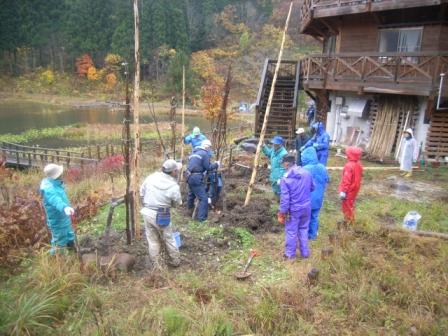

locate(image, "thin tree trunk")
[[179, 66, 186, 182], [244, 1, 293, 206], [131, 0, 141, 239], [59, 47, 65, 74]]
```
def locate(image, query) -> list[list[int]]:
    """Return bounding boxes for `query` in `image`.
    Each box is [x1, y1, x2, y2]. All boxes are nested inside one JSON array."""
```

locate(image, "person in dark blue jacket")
[[40, 164, 76, 254], [294, 127, 310, 166], [301, 147, 329, 240], [186, 139, 219, 221], [301, 121, 331, 165]]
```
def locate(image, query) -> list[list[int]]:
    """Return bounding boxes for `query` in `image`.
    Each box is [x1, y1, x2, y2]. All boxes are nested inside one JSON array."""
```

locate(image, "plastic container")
[[402, 211, 421, 231], [172, 231, 182, 248]]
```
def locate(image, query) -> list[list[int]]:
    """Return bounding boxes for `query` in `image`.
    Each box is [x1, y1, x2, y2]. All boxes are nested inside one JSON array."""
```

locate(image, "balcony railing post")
[[394, 57, 400, 83], [361, 56, 366, 82]]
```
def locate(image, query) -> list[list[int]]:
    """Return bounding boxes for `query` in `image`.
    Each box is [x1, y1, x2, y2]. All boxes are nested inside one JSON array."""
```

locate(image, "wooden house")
[[297, 0, 448, 161]]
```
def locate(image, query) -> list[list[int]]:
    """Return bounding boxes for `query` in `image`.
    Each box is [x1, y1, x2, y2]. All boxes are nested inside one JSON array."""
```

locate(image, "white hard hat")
[[201, 139, 212, 149], [162, 159, 182, 173], [44, 164, 64, 179], [296, 127, 305, 135]]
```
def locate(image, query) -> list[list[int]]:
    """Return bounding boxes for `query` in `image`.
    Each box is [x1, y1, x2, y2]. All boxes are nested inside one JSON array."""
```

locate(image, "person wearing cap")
[[399, 128, 419, 178], [294, 127, 310, 166], [140, 159, 183, 268], [40, 164, 76, 254], [306, 100, 316, 126], [302, 121, 330, 166], [277, 155, 314, 259], [262, 135, 288, 196], [184, 126, 207, 149], [186, 139, 219, 221]]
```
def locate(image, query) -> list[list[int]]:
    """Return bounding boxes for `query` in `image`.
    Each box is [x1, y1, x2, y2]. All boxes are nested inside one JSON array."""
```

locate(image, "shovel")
[[235, 249, 258, 280]]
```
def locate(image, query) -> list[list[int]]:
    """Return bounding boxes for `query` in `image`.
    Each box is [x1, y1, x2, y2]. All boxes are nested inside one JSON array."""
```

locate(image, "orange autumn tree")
[[191, 51, 224, 127], [75, 54, 94, 77]]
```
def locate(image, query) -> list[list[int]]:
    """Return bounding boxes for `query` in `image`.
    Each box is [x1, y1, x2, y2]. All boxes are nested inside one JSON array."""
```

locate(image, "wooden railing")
[[0, 124, 253, 169], [300, 52, 448, 94], [300, 0, 440, 32]]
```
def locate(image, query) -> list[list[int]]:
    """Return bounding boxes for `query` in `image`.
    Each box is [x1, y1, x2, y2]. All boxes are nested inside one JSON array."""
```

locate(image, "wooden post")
[[131, 0, 141, 239], [96, 145, 101, 160], [33, 146, 37, 160], [111, 144, 115, 156], [16, 151, 20, 169], [56, 150, 60, 163], [179, 66, 186, 182], [67, 152, 71, 168], [106, 144, 110, 157], [88, 147, 92, 159], [244, 1, 293, 207], [81, 153, 86, 172], [28, 153, 32, 166]]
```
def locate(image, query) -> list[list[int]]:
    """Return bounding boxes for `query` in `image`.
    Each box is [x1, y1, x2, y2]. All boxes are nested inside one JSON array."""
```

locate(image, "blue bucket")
[[173, 231, 182, 248]]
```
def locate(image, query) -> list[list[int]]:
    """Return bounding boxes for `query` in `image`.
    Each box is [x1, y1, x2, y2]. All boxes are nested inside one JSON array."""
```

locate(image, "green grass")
[[1, 160, 448, 335]]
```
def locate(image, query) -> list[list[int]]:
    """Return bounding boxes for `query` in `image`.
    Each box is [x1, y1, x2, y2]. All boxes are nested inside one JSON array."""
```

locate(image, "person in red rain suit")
[[338, 147, 363, 223]]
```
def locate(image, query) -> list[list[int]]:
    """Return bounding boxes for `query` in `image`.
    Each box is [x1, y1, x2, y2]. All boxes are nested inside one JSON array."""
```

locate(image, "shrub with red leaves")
[[97, 154, 124, 176], [66, 167, 84, 183]]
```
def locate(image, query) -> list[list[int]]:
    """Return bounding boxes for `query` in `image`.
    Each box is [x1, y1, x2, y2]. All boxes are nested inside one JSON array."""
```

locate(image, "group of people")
[[263, 121, 363, 260], [41, 121, 422, 266]]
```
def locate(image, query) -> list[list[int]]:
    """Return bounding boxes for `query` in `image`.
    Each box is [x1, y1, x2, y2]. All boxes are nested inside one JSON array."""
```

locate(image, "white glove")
[[339, 192, 346, 200], [208, 198, 212, 205], [277, 179, 281, 185], [216, 161, 220, 168], [64, 207, 75, 216]]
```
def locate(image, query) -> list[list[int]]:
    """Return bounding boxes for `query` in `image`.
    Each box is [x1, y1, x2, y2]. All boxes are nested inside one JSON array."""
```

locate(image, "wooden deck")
[[300, 52, 448, 96], [300, 0, 447, 33]]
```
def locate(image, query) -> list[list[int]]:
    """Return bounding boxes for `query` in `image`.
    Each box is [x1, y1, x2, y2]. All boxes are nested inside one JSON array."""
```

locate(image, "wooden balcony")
[[300, 52, 448, 96], [300, 0, 446, 33]]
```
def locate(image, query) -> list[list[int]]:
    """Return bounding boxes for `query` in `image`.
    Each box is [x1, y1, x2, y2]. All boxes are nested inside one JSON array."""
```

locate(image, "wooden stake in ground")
[[244, 1, 293, 207], [131, 0, 141, 239], [179, 66, 186, 182]]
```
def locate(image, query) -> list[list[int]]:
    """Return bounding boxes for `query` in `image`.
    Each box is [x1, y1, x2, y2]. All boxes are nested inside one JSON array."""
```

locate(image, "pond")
[[0, 100, 223, 135], [0, 100, 251, 148]]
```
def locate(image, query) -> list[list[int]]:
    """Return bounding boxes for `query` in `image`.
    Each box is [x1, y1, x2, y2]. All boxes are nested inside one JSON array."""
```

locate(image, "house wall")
[[326, 93, 429, 151], [338, 15, 378, 52], [336, 16, 444, 53], [439, 25, 448, 50], [326, 92, 374, 148]]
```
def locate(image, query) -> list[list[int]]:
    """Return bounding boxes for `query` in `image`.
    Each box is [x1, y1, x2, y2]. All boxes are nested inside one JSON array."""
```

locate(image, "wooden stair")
[[254, 59, 300, 141]]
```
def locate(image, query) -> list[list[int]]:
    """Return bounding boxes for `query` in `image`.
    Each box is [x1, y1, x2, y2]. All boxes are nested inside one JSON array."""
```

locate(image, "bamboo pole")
[[131, 0, 141, 239], [244, 1, 293, 207], [179, 66, 186, 182]]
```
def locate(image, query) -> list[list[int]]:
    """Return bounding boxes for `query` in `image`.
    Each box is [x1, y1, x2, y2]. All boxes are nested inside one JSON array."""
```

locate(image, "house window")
[[379, 27, 422, 53], [323, 35, 336, 55]]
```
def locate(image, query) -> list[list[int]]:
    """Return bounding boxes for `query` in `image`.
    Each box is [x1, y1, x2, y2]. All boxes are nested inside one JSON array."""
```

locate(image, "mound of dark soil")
[[223, 196, 278, 233]]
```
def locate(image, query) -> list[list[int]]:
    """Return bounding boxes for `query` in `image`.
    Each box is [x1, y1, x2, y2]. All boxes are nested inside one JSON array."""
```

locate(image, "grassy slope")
[[1, 156, 447, 335]]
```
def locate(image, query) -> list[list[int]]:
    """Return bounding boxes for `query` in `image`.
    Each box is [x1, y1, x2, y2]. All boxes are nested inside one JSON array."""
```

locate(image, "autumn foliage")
[[75, 54, 94, 77]]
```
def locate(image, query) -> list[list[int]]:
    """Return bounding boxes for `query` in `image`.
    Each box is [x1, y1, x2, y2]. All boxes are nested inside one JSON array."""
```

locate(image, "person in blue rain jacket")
[[184, 126, 207, 149], [186, 140, 219, 221], [301, 121, 331, 165], [301, 147, 329, 240], [40, 164, 75, 254], [262, 135, 288, 196]]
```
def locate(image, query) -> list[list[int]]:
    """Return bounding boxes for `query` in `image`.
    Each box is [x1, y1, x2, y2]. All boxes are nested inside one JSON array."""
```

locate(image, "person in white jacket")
[[140, 159, 182, 268], [399, 128, 419, 178]]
